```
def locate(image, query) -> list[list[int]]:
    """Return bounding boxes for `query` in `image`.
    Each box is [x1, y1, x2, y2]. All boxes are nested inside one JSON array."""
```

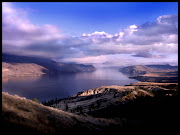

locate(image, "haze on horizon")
[[2, 2, 178, 67]]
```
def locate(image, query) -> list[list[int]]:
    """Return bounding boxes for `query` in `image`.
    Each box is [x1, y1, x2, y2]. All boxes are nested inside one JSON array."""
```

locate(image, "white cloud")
[[2, 2, 178, 66], [2, 2, 66, 58], [129, 24, 137, 29]]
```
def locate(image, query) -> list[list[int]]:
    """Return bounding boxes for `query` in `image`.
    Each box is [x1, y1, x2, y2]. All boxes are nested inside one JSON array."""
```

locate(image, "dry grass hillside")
[[2, 62, 47, 77], [2, 81, 179, 134], [2, 92, 123, 135]]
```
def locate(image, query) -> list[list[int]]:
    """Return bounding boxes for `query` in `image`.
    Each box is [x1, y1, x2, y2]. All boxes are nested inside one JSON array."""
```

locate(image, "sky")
[[2, 2, 178, 67]]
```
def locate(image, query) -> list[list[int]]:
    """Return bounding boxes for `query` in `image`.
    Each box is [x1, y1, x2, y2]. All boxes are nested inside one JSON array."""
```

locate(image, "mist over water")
[[2, 68, 138, 102]]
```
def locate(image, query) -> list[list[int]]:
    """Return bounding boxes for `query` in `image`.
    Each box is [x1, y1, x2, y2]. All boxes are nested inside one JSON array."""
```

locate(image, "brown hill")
[[120, 64, 178, 76], [2, 53, 96, 77], [119, 64, 178, 82], [2, 62, 47, 77]]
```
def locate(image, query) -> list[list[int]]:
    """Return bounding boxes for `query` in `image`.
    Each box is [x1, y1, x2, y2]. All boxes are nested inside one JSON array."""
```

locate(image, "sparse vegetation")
[[135, 86, 139, 91], [65, 103, 68, 111], [2, 82, 178, 134], [2, 92, 121, 135], [32, 97, 38, 103]]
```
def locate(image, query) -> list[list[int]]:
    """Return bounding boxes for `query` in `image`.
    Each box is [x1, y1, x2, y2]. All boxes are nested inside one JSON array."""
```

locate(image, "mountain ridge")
[[2, 53, 96, 77], [119, 64, 178, 83]]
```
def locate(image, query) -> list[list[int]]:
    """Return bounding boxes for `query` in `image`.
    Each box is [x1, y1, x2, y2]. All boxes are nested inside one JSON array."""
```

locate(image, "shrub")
[[135, 87, 139, 91], [32, 98, 38, 103], [126, 92, 135, 100], [65, 104, 68, 111]]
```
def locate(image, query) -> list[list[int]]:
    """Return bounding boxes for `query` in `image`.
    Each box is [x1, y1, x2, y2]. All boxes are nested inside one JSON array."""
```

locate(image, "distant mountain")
[[120, 65, 149, 76], [120, 64, 178, 76], [57, 62, 96, 72], [146, 64, 178, 70], [119, 64, 178, 83], [2, 53, 96, 77]]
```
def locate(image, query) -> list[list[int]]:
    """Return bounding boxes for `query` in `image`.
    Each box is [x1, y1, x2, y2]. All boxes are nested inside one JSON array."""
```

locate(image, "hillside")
[[57, 62, 96, 72], [2, 82, 179, 134], [47, 82, 177, 114], [119, 64, 178, 82], [2, 92, 120, 135], [2, 53, 96, 77], [42, 82, 178, 131]]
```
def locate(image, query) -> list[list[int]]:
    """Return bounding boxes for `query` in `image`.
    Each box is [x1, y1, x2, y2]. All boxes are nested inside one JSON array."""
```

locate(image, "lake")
[[2, 68, 138, 102]]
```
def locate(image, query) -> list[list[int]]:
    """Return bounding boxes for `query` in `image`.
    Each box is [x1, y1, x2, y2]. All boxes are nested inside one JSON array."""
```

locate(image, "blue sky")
[[2, 2, 178, 67], [13, 2, 178, 36]]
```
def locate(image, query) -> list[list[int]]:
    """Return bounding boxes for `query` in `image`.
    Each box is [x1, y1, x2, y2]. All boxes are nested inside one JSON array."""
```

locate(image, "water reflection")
[[2, 76, 42, 83], [2, 68, 138, 102], [74, 68, 130, 80]]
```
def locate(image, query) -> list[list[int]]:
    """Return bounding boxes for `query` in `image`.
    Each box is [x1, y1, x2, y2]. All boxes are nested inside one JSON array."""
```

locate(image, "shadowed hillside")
[[43, 82, 178, 132]]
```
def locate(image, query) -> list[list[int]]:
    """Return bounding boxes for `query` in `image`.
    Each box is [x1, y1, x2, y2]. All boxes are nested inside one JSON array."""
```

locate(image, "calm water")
[[2, 68, 138, 102]]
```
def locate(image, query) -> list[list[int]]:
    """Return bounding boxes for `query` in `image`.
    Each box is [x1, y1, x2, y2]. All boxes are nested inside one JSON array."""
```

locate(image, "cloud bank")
[[2, 2, 178, 66]]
